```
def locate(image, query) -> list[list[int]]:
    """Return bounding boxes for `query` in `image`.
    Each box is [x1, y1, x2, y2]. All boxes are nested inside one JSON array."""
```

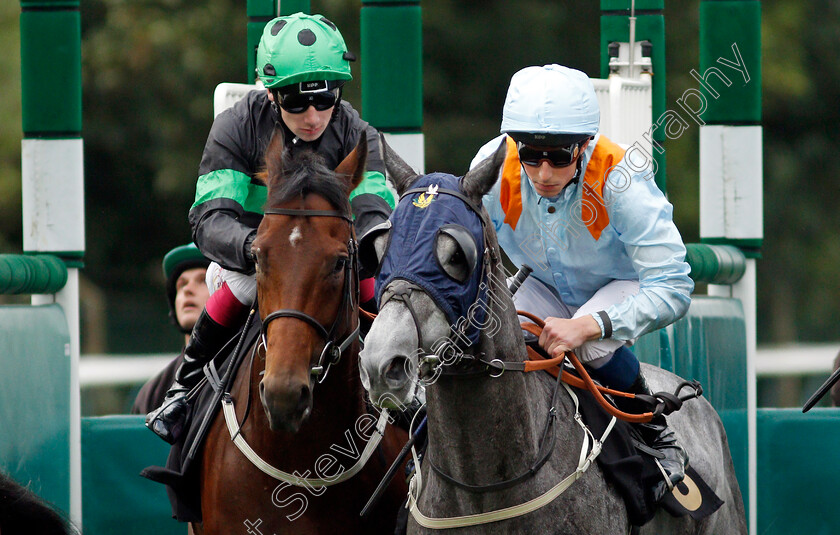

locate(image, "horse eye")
[[333, 257, 348, 274], [448, 249, 465, 265]]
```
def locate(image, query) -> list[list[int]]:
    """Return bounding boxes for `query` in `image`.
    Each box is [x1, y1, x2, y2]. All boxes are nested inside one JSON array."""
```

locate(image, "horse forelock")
[[265, 150, 350, 214]]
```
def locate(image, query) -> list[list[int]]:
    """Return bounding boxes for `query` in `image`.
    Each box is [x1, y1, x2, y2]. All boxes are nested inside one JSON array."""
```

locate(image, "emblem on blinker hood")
[[412, 184, 439, 209]]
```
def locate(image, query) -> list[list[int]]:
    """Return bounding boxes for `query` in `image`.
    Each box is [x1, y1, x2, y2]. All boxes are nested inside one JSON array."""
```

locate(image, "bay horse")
[[358, 140, 747, 534], [193, 132, 407, 534]]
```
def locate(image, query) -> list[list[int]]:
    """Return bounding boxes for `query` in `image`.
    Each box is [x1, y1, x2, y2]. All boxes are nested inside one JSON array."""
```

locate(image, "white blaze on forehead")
[[289, 226, 303, 247]]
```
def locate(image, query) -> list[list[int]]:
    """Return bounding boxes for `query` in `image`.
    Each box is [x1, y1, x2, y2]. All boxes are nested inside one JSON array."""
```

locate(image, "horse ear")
[[263, 128, 286, 186], [381, 134, 418, 196], [335, 134, 368, 194], [461, 139, 506, 204]]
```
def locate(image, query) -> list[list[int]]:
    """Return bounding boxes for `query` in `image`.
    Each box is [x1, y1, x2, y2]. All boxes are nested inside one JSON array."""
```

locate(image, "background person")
[[471, 64, 694, 501], [132, 243, 210, 414], [146, 12, 395, 443]]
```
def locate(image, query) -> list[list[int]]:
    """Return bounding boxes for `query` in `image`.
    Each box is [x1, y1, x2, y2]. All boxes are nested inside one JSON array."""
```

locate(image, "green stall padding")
[[81, 415, 181, 535], [634, 296, 749, 520], [0, 304, 71, 515], [757, 408, 840, 535]]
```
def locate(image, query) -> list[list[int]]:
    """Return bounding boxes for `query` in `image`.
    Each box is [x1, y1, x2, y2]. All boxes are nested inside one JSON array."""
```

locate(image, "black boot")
[[146, 310, 237, 444], [615, 371, 688, 502]]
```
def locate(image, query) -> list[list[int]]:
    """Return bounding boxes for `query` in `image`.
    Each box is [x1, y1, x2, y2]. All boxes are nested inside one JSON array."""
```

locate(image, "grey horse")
[[358, 140, 747, 534]]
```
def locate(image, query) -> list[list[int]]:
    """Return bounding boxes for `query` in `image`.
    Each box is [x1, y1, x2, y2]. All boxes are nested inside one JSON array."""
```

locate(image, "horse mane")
[[260, 142, 351, 215], [0, 471, 76, 534]]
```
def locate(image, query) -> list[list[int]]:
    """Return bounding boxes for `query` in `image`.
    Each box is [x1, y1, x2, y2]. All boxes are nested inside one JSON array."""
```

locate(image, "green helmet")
[[256, 13, 354, 89]]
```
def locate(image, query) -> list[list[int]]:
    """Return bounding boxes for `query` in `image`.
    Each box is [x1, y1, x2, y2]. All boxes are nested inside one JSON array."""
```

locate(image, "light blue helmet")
[[501, 64, 600, 146]]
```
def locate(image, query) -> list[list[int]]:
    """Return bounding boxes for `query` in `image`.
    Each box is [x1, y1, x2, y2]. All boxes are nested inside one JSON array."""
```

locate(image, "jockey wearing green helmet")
[[256, 12, 353, 88], [256, 13, 356, 125], [147, 12, 395, 444]]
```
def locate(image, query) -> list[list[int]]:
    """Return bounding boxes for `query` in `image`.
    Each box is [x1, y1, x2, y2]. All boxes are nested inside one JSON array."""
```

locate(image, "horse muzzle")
[[259, 373, 313, 432], [360, 351, 416, 410]]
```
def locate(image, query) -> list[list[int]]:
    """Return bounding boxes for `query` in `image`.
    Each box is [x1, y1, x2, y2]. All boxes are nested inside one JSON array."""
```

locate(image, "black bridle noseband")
[[259, 207, 360, 384]]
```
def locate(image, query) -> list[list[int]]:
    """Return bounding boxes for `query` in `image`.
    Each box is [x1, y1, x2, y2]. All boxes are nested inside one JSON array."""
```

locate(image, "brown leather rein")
[[515, 310, 654, 423], [358, 307, 666, 424]]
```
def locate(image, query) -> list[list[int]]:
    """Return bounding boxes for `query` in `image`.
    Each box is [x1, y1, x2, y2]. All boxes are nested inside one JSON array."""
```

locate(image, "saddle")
[[524, 337, 723, 527], [571, 373, 723, 526], [140, 317, 261, 522]]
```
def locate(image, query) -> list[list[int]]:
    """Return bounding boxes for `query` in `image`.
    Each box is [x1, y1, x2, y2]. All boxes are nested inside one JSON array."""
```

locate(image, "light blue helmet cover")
[[501, 64, 600, 141], [376, 173, 488, 347]]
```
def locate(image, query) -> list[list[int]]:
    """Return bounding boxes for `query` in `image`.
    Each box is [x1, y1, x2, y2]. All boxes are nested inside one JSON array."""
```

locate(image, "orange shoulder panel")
[[499, 135, 524, 230], [582, 136, 626, 240]]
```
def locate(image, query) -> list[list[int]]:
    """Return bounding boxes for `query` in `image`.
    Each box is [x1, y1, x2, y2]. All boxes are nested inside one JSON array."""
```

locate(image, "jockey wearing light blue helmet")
[[472, 64, 693, 502]]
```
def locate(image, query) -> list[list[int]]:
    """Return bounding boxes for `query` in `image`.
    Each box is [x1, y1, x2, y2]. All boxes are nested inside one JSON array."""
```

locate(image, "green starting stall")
[[0, 255, 72, 515]]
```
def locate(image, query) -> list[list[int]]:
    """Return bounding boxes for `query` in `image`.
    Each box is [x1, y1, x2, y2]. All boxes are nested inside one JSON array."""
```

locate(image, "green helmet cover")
[[162, 243, 209, 282], [256, 12, 353, 89]]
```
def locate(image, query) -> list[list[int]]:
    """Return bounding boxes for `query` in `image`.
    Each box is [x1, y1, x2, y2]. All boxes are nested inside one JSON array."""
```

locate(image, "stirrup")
[[653, 457, 687, 502], [145, 391, 190, 444]]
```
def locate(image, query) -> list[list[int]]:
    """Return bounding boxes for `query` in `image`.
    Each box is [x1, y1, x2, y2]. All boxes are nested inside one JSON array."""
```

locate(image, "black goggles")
[[518, 142, 582, 168], [278, 87, 340, 114]]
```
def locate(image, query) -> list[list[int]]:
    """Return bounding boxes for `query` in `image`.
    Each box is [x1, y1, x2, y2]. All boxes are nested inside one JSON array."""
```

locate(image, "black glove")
[[243, 231, 258, 270], [351, 194, 392, 279]]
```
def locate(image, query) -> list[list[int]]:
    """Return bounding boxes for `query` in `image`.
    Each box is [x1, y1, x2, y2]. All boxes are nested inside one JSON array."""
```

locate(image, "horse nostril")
[[384, 355, 411, 388], [296, 384, 312, 416]]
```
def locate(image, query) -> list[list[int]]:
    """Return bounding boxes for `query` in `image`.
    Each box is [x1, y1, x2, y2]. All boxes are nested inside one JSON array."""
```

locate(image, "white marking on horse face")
[[289, 226, 302, 247]]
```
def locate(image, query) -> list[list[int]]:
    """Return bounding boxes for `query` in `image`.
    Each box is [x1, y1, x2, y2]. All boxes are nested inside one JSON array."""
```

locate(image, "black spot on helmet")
[[263, 63, 276, 76], [298, 28, 317, 46], [270, 20, 287, 36], [320, 17, 337, 31]]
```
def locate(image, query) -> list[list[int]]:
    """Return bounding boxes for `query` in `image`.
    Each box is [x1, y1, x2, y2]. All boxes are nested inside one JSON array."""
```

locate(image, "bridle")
[[259, 207, 360, 384], [217, 206, 393, 489]]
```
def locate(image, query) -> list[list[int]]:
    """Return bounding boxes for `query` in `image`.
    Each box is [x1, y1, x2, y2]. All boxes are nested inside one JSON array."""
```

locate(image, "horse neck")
[[424, 262, 553, 480]]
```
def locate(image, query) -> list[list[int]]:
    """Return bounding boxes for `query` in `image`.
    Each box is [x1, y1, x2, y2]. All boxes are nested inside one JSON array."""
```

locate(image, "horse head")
[[359, 139, 522, 409], [254, 131, 366, 432]]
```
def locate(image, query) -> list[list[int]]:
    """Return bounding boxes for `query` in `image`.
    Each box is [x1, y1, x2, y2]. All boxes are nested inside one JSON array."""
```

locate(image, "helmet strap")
[[571, 152, 584, 184], [331, 86, 344, 119], [269, 89, 282, 122]]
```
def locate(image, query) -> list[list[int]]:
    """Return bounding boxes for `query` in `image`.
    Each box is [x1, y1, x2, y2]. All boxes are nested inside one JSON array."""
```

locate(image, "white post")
[[701, 124, 762, 534], [31, 271, 81, 526]]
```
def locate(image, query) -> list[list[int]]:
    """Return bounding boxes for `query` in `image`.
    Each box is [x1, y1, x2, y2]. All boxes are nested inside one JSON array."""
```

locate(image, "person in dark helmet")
[[131, 243, 210, 414], [471, 64, 694, 501], [146, 13, 395, 443]]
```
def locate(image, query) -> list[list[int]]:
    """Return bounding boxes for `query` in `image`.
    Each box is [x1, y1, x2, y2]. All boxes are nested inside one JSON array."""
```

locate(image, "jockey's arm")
[[350, 169, 395, 243]]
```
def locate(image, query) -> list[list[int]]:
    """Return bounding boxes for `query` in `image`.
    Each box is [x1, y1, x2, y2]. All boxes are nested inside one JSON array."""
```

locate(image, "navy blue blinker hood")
[[375, 173, 488, 346]]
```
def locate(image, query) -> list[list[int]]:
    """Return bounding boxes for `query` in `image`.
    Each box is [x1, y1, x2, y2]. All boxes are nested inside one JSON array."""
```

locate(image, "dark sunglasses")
[[518, 142, 582, 168], [278, 88, 340, 114]]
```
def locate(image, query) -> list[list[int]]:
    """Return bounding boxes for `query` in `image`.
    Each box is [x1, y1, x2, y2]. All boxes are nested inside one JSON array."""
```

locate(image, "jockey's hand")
[[539, 316, 602, 359]]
